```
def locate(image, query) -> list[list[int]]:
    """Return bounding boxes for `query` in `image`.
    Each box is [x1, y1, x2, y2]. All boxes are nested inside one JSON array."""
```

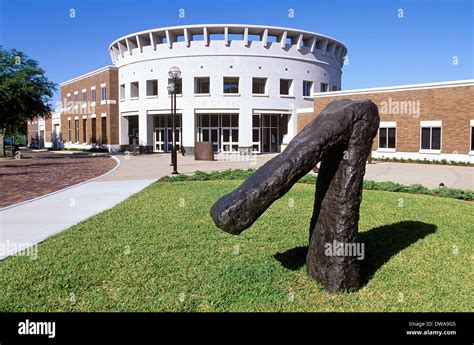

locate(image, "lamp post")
[[168, 66, 181, 174]]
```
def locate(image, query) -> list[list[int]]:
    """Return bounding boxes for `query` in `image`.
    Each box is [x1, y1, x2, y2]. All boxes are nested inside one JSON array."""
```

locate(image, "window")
[[91, 118, 97, 143], [379, 127, 396, 149], [168, 78, 182, 95], [196, 114, 239, 153], [421, 126, 441, 151], [82, 91, 87, 106], [74, 93, 78, 105], [303, 81, 313, 97], [252, 78, 266, 95], [130, 82, 139, 99], [82, 119, 87, 143], [195, 77, 210, 94], [67, 95, 71, 109], [67, 120, 71, 141], [223, 77, 239, 94], [280, 79, 292, 96], [320, 83, 328, 92], [146, 80, 158, 97], [101, 117, 107, 144], [74, 119, 79, 143], [252, 114, 288, 153], [332, 85, 338, 91], [91, 89, 96, 103], [120, 84, 125, 101], [471, 123, 474, 152], [101, 85, 107, 101]]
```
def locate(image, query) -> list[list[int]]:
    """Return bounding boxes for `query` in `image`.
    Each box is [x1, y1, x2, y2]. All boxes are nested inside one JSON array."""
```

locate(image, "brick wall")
[[60, 67, 119, 146], [298, 83, 474, 155]]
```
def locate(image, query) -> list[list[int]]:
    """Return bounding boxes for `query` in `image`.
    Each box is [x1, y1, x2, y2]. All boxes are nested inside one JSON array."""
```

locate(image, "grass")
[[0, 180, 472, 312]]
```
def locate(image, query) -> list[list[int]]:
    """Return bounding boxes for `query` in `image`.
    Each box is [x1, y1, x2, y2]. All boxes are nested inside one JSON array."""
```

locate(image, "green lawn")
[[0, 180, 472, 312]]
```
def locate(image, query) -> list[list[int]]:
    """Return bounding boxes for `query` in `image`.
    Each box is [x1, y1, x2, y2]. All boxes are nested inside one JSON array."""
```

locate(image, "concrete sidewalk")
[[100, 153, 472, 190], [1, 152, 472, 260], [365, 162, 473, 190], [0, 179, 154, 260]]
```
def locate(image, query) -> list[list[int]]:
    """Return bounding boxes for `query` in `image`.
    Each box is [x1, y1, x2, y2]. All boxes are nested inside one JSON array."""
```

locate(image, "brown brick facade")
[[60, 66, 119, 147], [298, 82, 474, 157]]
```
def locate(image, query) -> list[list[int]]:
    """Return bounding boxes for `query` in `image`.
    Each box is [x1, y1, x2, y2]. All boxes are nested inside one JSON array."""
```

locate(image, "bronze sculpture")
[[210, 100, 380, 292]]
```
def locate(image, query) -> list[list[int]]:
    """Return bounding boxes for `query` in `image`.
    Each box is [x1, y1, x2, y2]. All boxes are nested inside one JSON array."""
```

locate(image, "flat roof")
[[313, 79, 474, 97], [60, 65, 117, 86]]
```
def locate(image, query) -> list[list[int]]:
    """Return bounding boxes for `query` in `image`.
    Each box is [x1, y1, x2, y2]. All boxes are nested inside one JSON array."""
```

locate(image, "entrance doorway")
[[153, 115, 182, 153], [252, 114, 289, 153], [196, 114, 239, 153]]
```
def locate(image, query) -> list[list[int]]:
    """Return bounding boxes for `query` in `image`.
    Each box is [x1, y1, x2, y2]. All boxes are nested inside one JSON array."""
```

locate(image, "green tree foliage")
[[0, 46, 57, 136]]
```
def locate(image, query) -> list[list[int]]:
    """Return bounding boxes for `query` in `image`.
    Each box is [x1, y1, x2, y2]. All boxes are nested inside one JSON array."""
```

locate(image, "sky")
[[0, 0, 472, 102]]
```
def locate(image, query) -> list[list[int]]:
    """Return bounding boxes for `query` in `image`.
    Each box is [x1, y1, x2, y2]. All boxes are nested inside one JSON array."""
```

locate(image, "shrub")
[[158, 169, 473, 201]]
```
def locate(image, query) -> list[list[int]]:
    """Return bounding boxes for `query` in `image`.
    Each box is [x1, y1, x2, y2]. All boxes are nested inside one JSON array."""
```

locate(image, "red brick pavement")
[[0, 151, 117, 208]]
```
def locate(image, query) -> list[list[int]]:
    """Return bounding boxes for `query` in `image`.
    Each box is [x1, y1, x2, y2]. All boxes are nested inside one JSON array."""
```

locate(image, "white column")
[[119, 116, 129, 145], [181, 107, 195, 149], [238, 105, 253, 150], [285, 109, 297, 144], [147, 114, 154, 147], [138, 110, 148, 147]]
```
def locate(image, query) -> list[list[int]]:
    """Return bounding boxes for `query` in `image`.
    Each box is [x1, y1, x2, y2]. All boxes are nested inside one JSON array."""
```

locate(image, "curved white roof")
[[108, 24, 348, 63]]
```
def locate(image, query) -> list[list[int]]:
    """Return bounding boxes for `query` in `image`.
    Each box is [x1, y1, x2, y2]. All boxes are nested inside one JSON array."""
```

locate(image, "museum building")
[[27, 24, 473, 163]]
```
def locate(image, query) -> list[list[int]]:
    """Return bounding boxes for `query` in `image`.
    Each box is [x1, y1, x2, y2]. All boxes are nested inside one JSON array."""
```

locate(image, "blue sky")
[[1, 0, 472, 102]]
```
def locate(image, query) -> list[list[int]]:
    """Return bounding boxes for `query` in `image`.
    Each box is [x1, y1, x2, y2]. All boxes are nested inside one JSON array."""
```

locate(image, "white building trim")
[[313, 79, 474, 97], [61, 66, 117, 86]]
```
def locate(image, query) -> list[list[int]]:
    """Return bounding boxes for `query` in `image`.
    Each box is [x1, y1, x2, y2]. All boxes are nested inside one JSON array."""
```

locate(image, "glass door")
[[222, 128, 239, 153], [154, 128, 166, 152], [166, 128, 181, 151]]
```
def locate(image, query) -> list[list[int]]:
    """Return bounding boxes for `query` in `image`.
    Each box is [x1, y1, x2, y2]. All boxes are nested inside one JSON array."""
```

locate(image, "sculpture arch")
[[210, 99, 380, 292]]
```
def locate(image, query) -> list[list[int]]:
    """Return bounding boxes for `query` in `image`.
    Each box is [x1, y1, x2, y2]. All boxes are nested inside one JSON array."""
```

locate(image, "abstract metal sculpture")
[[210, 99, 380, 292]]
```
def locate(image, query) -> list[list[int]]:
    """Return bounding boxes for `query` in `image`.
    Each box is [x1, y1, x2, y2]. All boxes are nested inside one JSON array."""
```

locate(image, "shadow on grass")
[[274, 221, 437, 287]]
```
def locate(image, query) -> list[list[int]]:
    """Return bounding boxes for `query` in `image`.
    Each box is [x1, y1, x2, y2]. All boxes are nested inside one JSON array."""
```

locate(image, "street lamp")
[[168, 66, 181, 174]]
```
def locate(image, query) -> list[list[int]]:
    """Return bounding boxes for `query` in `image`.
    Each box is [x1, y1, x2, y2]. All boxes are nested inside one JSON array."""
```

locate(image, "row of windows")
[[66, 85, 107, 110], [119, 78, 338, 100], [151, 113, 288, 154], [378, 124, 474, 152], [66, 117, 107, 144]]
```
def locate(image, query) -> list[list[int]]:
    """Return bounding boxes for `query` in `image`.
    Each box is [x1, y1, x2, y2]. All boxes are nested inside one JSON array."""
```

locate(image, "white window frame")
[[419, 120, 442, 154], [130, 82, 139, 100], [194, 77, 210, 96], [66, 93, 72, 112], [81, 89, 87, 108], [120, 84, 126, 101], [146, 80, 158, 98], [73, 91, 79, 110], [223, 77, 239, 96], [469, 120, 474, 155], [279, 79, 294, 97], [252, 77, 268, 96], [90, 86, 97, 106], [100, 84, 107, 105], [302, 80, 313, 98], [377, 121, 397, 153]]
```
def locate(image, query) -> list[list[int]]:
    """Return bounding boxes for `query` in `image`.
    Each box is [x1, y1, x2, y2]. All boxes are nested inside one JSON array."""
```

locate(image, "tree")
[[0, 46, 57, 153]]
